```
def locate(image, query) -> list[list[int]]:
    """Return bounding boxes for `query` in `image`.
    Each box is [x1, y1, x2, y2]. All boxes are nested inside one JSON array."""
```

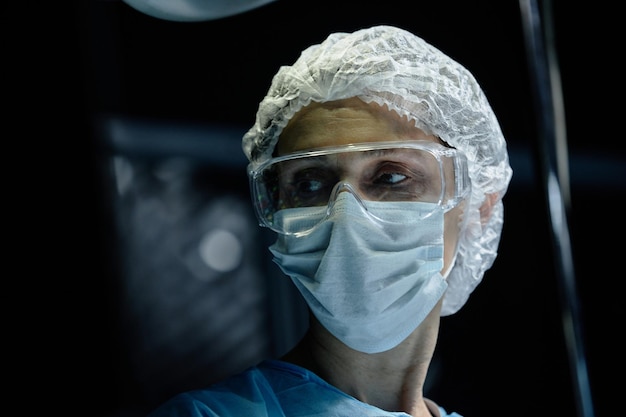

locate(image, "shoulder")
[[147, 360, 462, 417], [145, 360, 306, 417], [426, 398, 463, 417]]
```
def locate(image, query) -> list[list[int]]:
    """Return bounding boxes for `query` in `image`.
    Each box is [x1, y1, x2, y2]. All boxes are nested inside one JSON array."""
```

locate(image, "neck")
[[282, 305, 442, 417]]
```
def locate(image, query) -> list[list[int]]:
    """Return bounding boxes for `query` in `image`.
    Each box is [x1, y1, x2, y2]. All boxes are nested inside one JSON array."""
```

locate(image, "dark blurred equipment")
[[519, 1, 594, 417], [95, 116, 308, 412]]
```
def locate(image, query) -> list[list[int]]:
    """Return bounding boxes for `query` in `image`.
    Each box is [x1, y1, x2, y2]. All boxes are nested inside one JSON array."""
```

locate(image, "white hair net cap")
[[242, 25, 513, 315]]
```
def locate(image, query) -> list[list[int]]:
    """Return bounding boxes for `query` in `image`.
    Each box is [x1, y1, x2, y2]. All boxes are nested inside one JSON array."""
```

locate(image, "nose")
[[327, 181, 368, 212]]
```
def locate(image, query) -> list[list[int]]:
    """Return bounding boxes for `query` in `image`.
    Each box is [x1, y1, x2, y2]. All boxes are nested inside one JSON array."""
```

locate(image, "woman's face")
[[278, 97, 464, 275]]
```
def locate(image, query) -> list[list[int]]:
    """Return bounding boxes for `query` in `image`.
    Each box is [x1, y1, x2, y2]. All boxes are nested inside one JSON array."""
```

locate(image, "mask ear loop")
[[442, 195, 470, 280], [441, 252, 458, 279]]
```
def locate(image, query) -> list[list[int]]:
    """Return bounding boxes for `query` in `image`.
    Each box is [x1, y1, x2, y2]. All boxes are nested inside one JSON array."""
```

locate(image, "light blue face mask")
[[269, 191, 447, 354]]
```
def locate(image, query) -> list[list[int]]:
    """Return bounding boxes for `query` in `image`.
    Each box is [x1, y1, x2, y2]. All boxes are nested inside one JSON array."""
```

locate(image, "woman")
[[148, 24, 512, 417]]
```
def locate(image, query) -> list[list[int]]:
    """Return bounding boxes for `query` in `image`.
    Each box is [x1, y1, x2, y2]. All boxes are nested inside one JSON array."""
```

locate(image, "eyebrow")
[[287, 147, 432, 166], [361, 148, 433, 163], [366, 148, 403, 157], [284, 149, 400, 165]]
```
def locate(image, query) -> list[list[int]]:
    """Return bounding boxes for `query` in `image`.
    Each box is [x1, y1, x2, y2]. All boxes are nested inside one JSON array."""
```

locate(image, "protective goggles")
[[248, 140, 470, 235]]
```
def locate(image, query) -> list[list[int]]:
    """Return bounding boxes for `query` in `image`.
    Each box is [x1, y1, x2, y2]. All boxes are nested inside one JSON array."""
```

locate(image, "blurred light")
[[113, 156, 135, 196], [199, 229, 243, 273], [123, 0, 277, 22]]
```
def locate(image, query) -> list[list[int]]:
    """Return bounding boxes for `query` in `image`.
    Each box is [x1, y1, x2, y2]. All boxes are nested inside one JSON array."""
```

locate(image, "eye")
[[372, 162, 413, 186], [293, 176, 324, 195], [374, 171, 408, 185], [282, 168, 336, 207], [362, 161, 434, 202]]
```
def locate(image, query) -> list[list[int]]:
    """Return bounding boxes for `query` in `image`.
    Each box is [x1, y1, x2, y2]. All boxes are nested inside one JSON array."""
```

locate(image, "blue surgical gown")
[[147, 359, 462, 417]]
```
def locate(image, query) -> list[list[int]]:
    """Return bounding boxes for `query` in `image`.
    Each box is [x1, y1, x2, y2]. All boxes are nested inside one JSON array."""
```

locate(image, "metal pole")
[[518, 1, 595, 417]]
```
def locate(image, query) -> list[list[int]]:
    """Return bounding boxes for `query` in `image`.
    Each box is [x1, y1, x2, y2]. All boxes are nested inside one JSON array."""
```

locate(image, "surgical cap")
[[242, 25, 513, 315]]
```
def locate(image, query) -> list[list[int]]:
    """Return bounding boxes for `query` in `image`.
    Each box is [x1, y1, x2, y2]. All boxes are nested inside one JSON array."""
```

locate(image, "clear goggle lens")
[[248, 140, 470, 235]]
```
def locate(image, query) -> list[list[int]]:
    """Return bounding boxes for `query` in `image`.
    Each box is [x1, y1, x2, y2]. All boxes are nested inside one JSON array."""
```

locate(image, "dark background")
[[7, 1, 623, 416]]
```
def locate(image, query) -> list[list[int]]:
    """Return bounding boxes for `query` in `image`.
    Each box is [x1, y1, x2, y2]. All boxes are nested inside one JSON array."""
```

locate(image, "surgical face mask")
[[248, 140, 470, 236], [269, 192, 447, 353]]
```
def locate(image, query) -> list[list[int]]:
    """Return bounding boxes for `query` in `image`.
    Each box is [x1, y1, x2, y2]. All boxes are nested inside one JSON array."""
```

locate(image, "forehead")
[[277, 98, 438, 155]]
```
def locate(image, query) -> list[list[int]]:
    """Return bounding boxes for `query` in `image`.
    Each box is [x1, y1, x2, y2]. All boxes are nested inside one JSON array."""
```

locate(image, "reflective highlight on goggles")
[[248, 140, 470, 235]]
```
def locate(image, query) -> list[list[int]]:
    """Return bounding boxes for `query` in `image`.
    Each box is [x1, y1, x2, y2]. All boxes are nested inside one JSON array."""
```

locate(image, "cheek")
[[442, 205, 463, 272]]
